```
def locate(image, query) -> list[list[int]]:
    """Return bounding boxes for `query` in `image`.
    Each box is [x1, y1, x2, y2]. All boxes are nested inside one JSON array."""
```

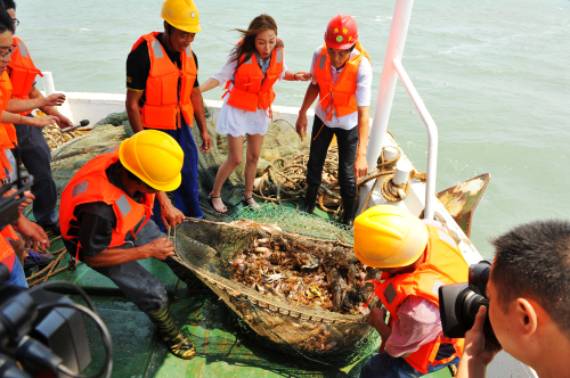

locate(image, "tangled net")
[[254, 145, 344, 216]]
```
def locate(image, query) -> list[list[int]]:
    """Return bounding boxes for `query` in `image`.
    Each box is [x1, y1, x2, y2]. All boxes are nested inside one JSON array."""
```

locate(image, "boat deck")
[[47, 234, 451, 378]]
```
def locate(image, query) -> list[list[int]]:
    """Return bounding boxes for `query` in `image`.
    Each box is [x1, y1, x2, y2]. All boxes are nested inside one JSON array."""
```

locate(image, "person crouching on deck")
[[354, 205, 467, 377], [125, 0, 211, 230], [60, 130, 196, 359], [295, 15, 372, 225], [200, 14, 310, 214]]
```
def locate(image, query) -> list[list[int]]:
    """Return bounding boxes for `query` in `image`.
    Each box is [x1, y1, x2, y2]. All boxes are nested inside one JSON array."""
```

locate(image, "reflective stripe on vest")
[[226, 43, 284, 112], [373, 225, 468, 373], [8, 37, 43, 100], [60, 151, 155, 252], [313, 45, 361, 121], [131, 32, 197, 130]]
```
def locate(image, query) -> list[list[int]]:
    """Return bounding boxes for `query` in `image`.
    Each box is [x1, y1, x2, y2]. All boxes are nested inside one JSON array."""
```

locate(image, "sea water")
[[18, 0, 570, 255]]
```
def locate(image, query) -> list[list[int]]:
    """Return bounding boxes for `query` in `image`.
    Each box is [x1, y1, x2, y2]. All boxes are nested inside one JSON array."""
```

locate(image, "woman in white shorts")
[[200, 14, 310, 214]]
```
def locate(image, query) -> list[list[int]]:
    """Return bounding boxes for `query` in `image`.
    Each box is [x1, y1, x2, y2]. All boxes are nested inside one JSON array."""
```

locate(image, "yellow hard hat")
[[118, 130, 184, 192], [161, 0, 201, 34], [353, 205, 429, 268]]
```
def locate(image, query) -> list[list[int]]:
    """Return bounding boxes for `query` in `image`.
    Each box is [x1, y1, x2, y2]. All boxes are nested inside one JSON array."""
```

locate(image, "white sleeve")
[[355, 56, 373, 107], [211, 54, 238, 85]]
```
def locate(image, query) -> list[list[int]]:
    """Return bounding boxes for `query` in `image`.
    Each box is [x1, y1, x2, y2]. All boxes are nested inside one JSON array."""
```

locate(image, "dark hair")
[[231, 14, 278, 65], [0, 0, 15, 11], [491, 220, 570, 336], [0, 6, 14, 34]]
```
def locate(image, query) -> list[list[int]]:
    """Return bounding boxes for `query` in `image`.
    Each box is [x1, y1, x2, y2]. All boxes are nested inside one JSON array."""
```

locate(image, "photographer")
[[456, 220, 570, 378], [353, 205, 468, 377]]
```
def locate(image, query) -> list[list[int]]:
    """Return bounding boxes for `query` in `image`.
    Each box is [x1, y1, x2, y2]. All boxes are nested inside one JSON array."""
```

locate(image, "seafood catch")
[[172, 219, 375, 359], [229, 236, 371, 314]]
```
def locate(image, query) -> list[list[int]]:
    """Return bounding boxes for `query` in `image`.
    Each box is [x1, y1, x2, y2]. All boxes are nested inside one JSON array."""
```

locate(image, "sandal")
[[209, 195, 228, 214], [242, 196, 261, 210]]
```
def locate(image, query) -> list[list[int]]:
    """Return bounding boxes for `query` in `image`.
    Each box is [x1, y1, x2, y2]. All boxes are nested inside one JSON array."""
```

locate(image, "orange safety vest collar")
[[8, 36, 43, 100], [225, 41, 284, 112], [313, 45, 362, 121], [59, 151, 155, 260], [131, 32, 196, 130], [0, 71, 17, 148], [372, 225, 468, 373]]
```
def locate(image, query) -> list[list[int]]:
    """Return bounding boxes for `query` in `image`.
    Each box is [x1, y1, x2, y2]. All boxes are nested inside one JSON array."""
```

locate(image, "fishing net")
[[46, 110, 377, 364], [172, 219, 375, 364]]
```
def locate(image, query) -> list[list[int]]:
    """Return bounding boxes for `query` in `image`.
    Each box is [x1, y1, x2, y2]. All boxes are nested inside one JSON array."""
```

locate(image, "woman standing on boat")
[[296, 15, 372, 225], [200, 14, 310, 214], [125, 0, 211, 229]]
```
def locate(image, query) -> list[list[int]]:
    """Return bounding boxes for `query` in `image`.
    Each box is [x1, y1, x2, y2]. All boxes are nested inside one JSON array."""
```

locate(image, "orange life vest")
[[313, 45, 362, 121], [8, 36, 43, 100], [131, 32, 196, 130], [225, 41, 284, 112], [0, 71, 16, 148], [373, 225, 468, 373], [60, 151, 155, 259], [0, 226, 17, 272]]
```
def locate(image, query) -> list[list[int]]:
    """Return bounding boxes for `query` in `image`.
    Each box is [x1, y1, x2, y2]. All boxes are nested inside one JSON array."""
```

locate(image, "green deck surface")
[[43, 244, 451, 377]]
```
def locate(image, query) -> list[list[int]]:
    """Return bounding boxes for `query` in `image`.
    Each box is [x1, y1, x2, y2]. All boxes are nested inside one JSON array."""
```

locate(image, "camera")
[[1, 172, 113, 377], [438, 261, 500, 350], [0, 264, 113, 377]]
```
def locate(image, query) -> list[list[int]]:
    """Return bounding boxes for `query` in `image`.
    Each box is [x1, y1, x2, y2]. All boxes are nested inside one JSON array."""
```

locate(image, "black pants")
[[15, 122, 58, 226], [91, 221, 186, 313], [305, 115, 358, 222]]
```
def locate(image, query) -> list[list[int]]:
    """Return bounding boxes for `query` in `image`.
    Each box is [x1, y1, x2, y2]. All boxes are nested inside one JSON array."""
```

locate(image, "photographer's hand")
[[456, 306, 501, 378]]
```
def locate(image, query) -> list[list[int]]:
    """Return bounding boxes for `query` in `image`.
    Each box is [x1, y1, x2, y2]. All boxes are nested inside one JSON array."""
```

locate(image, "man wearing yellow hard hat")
[[354, 205, 468, 377], [125, 0, 211, 231], [59, 130, 196, 359]]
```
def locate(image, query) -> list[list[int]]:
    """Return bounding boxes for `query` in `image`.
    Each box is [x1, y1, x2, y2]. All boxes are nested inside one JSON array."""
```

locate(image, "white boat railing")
[[367, 0, 438, 220]]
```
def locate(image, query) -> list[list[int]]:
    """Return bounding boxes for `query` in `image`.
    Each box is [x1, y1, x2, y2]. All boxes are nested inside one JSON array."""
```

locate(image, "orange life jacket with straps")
[[131, 32, 196, 130], [8, 36, 43, 100], [0, 71, 17, 148], [313, 45, 362, 121], [225, 40, 284, 112], [373, 225, 468, 373], [0, 226, 17, 273], [59, 151, 155, 260]]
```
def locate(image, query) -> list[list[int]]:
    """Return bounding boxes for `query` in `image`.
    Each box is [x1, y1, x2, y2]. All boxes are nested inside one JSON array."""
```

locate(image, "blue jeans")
[[360, 352, 459, 378], [7, 258, 28, 288], [151, 124, 203, 231]]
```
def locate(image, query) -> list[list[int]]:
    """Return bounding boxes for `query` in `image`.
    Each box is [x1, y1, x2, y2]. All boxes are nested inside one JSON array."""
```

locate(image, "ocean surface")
[[18, 0, 570, 256]]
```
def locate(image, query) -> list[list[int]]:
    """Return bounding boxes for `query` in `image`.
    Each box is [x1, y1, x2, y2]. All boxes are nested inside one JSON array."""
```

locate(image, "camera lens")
[[462, 290, 488, 329], [468, 261, 491, 296]]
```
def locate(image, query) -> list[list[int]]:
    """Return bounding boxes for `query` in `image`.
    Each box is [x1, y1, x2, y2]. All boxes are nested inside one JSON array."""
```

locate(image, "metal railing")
[[366, 0, 439, 220]]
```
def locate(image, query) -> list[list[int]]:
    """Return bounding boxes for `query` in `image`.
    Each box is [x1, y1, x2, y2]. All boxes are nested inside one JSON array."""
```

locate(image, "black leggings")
[[305, 115, 358, 221]]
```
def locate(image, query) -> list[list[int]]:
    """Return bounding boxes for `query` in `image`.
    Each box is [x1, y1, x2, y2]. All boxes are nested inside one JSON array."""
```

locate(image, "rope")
[[27, 235, 78, 287], [252, 146, 349, 215]]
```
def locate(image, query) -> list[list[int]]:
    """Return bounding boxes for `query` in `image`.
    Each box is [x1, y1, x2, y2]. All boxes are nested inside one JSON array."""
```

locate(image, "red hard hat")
[[324, 14, 358, 50]]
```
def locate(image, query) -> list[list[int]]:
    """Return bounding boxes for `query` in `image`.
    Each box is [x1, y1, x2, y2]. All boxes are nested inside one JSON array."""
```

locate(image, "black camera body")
[[0, 265, 92, 377], [438, 261, 500, 349]]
